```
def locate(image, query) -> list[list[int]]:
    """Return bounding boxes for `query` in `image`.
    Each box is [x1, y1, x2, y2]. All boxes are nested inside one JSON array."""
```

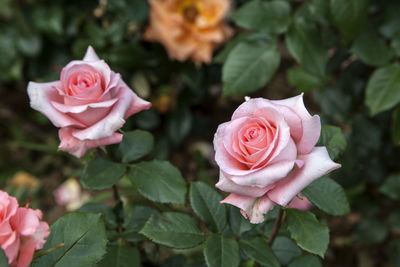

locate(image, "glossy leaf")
[[239, 238, 280, 267], [97, 244, 140, 267], [118, 130, 154, 162], [32, 213, 107, 267], [140, 212, 205, 249], [222, 40, 280, 95], [286, 209, 329, 258], [303, 176, 350, 216], [123, 205, 160, 242], [380, 174, 400, 200], [128, 160, 187, 204], [365, 64, 400, 116], [318, 125, 347, 160], [190, 181, 227, 232], [288, 255, 322, 267], [204, 234, 239, 267], [272, 236, 302, 265], [81, 156, 126, 190]]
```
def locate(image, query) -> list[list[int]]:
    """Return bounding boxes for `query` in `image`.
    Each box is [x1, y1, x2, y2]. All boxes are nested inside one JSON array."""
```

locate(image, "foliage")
[[1, 0, 400, 266]]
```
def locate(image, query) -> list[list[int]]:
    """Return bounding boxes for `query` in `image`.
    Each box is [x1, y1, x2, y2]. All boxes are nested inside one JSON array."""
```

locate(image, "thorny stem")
[[268, 207, 284, 245]]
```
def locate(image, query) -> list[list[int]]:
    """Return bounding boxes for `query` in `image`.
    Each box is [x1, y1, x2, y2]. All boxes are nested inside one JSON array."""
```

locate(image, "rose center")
[[182, 5, 199, 23]]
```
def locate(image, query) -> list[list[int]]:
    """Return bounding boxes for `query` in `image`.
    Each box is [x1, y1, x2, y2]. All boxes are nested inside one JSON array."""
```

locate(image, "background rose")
[[0, 190, 49, 267], [214, 94, 341, 223], [27, 46, 151, 158], [145, 0, 233, 65]]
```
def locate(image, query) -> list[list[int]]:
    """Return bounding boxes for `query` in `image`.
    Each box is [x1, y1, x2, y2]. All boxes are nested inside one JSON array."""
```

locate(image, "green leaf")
[[330, 0, 369, 41], [380, 174, 400, 200], [271, 236, 302, 266], [287, 66, 326, 92], [32, 6, 63, 36], [303, 176, 350, 216], [128, 160, 187, 204], [222, 40, 280, 95], [140, 212, 205, 249], [365, 64, 400, 115], [351, 26, 393, 67], [286, 209, 329, 258], [32, 213, 107, 267], [190, 181, 227, 232], [388, 210, 400, 233], [317, 125, 347, 160], [285, 17, 327, 77], [214, 33, 248, 64], [288, 255, 322, 267], [354, 217, 388, 245], [392, 107, 400, 145], [239, 238, 280, 267], [229, 206, 252, 236], [78, 203, 117, 230], [97, 244, 140, 267], [123, 205, 160, 242], [81, 156, 126, 190], [204, 234, 239, 267], [0, 249, 9, 267], [232, 0, 291, 35], [17, 33, 41, 57], [118, 130, 154, 162]]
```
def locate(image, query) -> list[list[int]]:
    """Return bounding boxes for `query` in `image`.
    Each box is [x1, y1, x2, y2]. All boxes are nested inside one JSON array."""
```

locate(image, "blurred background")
[[1, 0, 400, 266]]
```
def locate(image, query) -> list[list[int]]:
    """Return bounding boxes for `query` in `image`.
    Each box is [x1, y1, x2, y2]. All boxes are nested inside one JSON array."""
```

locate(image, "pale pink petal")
[[296, 115, 321, 155], [27, 81, 86, 128], [15, 239, 36, 267], [273, 104, 303, 142], [72, 81, 151, 141], [267, 147, 341, 206], [288, 194, 312, 210], [221, 194, 275, 224], [58, 128, 123, 158], [4, 237, 19, 265], [271, 93, 312, 121], [231, 160, 295, 187], [216, 171, 274, 197], [83, 46, 100, 62]]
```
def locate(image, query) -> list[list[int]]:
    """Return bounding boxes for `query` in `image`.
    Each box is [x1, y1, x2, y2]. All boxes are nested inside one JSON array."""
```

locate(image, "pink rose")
[[0, 190, 50, 267], [214, 94, 341, 223], [27, 46, 151, 158]]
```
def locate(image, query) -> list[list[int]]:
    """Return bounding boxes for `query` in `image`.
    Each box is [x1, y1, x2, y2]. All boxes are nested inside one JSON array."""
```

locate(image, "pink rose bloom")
[[0, 190, 50, 267], [214, 94, 341, 223], [288, 194, 312, 210], [27, 46, 151, 158]]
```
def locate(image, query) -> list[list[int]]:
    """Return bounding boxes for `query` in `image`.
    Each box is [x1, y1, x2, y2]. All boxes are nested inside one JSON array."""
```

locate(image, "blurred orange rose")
[[145, 0, 233, 65]]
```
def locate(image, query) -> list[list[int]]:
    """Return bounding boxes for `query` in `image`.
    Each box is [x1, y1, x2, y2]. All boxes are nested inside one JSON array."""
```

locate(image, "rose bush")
[[145, 0, 233, 65], [27, 46, 151, 158], [0, 190, 49, 267], [214, 94, 341, 223]]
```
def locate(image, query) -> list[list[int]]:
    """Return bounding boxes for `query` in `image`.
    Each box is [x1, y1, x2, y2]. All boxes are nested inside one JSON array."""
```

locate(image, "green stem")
[[33, 243, 65, 259], [268, 207, 284, 245]]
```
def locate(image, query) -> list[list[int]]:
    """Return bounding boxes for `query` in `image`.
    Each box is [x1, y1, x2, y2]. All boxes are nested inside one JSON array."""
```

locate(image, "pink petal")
[[271, 93, 312, 121], [72, 81, 151, 141], [10, 208, 39, 236], [27, 81, 86, 128], [296, 115, 321, 155], [231, 160, 295, 188], [216, 171, 274, 197], [288, 194, 312, 210], [83, 46, 100, 62], [267, 147, 341, 206], [3, 236, 19, 265], [58, 128, 123, 158], [221, 194, 275, 224]]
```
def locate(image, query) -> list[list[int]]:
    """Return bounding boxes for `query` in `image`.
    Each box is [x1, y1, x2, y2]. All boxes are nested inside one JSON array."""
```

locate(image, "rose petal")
[[71, 81, 151, 141], [296, 115, 321, 155], [58, 128, 123, 158], [230, 160, 295, 187], [27, 81, 86, 128], [288, 194, 312, 210], [51, 98, 118, 114], [267, 147, 341, 206], [221, 194, 275, 224], [10, 208, 39, 236], [271, 93, 312, 121], [216, 171, 274, 197], [83, 46, 100, 62]]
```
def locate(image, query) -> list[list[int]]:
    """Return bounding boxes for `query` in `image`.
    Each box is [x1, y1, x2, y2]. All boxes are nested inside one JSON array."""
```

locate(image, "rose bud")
[[27, 46, 151, 158], [214, 94, 341, 223], [145, 0, 233, 66], [0, 190, 50, 267]]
